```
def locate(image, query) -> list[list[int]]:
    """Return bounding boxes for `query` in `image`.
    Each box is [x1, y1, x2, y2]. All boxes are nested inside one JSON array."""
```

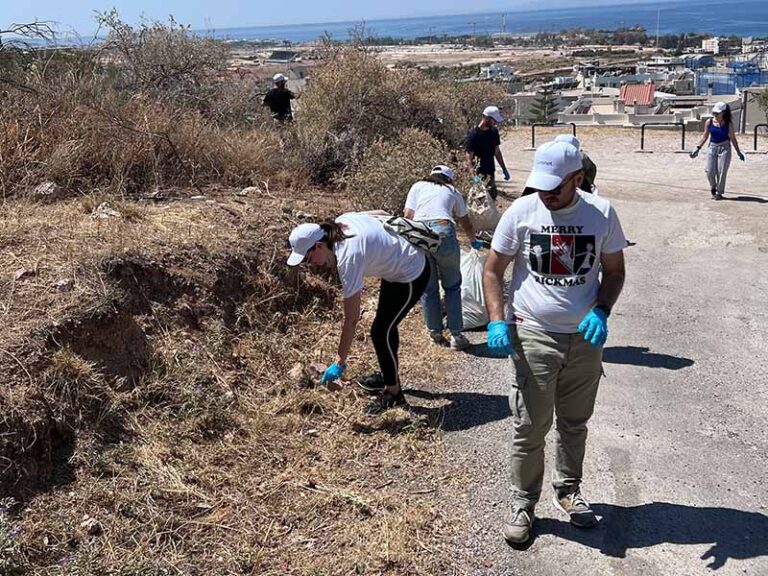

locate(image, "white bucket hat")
[[287, 223, 325, 266], [273, 73, 288, 83], [524, 140, 583, 192]]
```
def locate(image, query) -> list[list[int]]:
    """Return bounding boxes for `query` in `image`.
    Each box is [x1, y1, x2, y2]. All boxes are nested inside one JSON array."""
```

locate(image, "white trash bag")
[[460, 248, 489, 330], [466, 183, 500, 232]]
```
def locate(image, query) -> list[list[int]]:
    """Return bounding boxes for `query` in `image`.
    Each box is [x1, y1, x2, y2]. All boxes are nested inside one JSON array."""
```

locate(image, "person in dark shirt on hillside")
[[262, 73, 295, 122], [464, 105, 510, 200]]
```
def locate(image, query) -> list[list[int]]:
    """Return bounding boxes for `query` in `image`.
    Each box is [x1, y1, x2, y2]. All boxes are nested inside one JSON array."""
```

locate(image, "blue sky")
[[7, 0, 674, 36]]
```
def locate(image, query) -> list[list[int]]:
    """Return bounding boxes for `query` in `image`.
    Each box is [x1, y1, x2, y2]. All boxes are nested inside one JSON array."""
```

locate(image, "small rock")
[[79, 517, 102, 536], [31, 181, 65, 203], [54, 278, 74, 292], [238, 186, 260, 196], [325, 381, 343, 392], [14, 268, 34, 281], [294, 210, 314, 220], [307, 363, 327, 384], [305, 429, 319, 437], [91, 202, 121, 219]]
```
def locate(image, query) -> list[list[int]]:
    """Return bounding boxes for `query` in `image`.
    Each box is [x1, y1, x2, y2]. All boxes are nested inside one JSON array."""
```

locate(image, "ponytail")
[[319, 220, 352, 247]]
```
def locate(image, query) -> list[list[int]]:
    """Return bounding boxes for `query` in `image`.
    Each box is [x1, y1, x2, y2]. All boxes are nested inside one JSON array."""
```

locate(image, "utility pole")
[[655, 9, 661, 50], [501, 13, 506, 34]]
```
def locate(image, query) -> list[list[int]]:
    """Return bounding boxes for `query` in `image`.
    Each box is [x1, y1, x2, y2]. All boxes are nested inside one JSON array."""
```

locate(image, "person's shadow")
[[603, 346, 694, 370], [534, 502, 768, 570], [722, 195, 768, 204], [405, 388, 510, 432]]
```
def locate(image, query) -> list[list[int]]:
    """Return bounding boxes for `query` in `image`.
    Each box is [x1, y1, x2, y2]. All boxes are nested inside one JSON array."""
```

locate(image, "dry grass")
[[0, 186, 467, 574]]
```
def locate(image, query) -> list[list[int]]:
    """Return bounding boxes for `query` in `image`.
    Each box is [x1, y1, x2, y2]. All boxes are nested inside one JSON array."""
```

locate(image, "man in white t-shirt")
[[483, 140, 626, 545]]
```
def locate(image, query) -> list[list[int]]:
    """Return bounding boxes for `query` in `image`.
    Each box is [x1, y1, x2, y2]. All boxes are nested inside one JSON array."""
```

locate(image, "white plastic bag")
[[466, 183, 500, 232], [460, 248, 489, 330]]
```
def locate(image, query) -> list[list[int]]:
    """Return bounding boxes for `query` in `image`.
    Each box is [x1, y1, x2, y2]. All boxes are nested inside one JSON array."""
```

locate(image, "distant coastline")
[[208, 0, 768, 44]]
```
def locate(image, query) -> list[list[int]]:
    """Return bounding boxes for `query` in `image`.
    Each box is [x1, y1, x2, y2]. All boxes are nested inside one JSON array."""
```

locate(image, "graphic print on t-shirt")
[[530, 233, 596, 277]]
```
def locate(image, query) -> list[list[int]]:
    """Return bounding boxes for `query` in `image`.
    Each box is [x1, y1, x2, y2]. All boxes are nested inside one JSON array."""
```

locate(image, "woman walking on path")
[[690, 101, 745, 200], [287, 213, 429, 412], [403, 165, 483, 351]]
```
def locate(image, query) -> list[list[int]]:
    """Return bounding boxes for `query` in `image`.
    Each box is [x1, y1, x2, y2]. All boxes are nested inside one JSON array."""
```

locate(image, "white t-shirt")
[[491, 191, 626, 333], [404, 181, 468, 223], [334, 212, 426, 298]]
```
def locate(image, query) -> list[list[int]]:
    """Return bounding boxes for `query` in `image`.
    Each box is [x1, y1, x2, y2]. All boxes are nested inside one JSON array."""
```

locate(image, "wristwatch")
[[596, 304, 612, 318]]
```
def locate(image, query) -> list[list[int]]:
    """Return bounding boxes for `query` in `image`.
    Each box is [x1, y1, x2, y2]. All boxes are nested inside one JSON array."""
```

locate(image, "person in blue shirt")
[[464, 106, 511, 200], [690, 102, 745, 200]]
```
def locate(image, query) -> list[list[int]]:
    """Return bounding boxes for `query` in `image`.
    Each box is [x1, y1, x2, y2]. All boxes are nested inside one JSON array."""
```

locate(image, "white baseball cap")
[[482, 105, 504, 123], [430, 165, 454, 182], [273, 73, 288, 83], [524, 140, 584, 192], [554, 134, 581, 151], [712, 101, 727, 114], [287, 223, 325, 266]]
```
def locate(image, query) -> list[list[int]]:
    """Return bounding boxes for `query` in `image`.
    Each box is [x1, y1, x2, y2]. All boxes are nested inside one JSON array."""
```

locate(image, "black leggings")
[[370, 262, 430, 388]]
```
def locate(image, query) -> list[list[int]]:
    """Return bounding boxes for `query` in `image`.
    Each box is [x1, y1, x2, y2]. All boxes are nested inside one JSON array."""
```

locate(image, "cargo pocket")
[[508, 372, 527, 421]]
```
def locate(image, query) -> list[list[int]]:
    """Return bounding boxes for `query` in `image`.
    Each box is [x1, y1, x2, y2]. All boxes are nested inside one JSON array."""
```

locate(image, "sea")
[[210, 0, 768, 44]]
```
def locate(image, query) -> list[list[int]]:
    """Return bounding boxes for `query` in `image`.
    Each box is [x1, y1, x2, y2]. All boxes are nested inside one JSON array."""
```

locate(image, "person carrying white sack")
[[404, 165, 482, 351]]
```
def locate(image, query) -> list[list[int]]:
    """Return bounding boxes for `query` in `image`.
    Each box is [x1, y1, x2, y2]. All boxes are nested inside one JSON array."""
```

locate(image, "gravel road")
[[438, 128, 768, 575]]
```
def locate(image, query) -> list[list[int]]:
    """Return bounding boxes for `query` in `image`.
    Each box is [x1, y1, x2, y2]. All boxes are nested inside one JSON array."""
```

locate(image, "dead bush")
[[341, 128, 448, 213], [97, 10, 227, 98], [296, 44, 507, 182]]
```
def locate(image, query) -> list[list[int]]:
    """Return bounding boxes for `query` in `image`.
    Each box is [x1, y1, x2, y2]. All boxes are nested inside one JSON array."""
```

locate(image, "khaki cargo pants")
[[508, 325, 603, 512]]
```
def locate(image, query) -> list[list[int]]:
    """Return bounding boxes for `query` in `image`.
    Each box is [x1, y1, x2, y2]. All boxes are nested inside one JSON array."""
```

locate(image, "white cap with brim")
[[554, 134, 581, 151], [430, 164, 454, 182], [712, 101, 727, 114], [482, 105, 504, 123], [273, 73, 287, 82], [287, 223, 325, 266], [524, 140, 584, 192]]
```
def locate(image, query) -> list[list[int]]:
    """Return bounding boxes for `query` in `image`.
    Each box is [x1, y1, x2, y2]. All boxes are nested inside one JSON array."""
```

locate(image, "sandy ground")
[[441, 127, 768, 575]]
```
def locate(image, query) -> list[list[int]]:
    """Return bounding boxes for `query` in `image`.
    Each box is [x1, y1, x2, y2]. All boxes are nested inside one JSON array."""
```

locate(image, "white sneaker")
[[449, 333, 471, 351]]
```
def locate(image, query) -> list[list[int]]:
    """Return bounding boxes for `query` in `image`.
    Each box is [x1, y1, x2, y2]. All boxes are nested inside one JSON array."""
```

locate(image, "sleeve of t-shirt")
[[404, 184, 418, 212], [452, 189, 468, 219], [490, 206, 520, 256], [262, 92, 271, 106], [288, 90, 296, 100], [601, 205, 627, 254], [337, 253, 365, 299], [494, 129, 501, 147]]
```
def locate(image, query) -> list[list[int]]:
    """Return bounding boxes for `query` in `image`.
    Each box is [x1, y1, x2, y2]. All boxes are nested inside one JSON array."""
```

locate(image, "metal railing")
[[753, 124, 768, 152], [639, 122, 686, 152], [530, 122, 577, 149]]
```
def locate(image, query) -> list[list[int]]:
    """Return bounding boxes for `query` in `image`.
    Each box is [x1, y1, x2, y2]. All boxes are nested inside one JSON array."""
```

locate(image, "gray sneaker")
[[553, 490, 597, 527], [502, 508, 534, 544], [449, 333, 471, 351]]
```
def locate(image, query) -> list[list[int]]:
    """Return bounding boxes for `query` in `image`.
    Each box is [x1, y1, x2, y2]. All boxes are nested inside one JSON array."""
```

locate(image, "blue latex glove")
[[503, 168, 511, 181], [321, 362, 346, 383], [690, 148, 699, 159], [471, 239, 483, 250], [578, 308, 608, 347], [738, 152, 745, 162], [471, 175, 482, 185], [487, 320, 512, 355]]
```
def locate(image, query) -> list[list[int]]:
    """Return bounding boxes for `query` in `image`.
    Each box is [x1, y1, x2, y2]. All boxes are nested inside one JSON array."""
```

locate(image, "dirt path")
[[440, 128, 768, 575]]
